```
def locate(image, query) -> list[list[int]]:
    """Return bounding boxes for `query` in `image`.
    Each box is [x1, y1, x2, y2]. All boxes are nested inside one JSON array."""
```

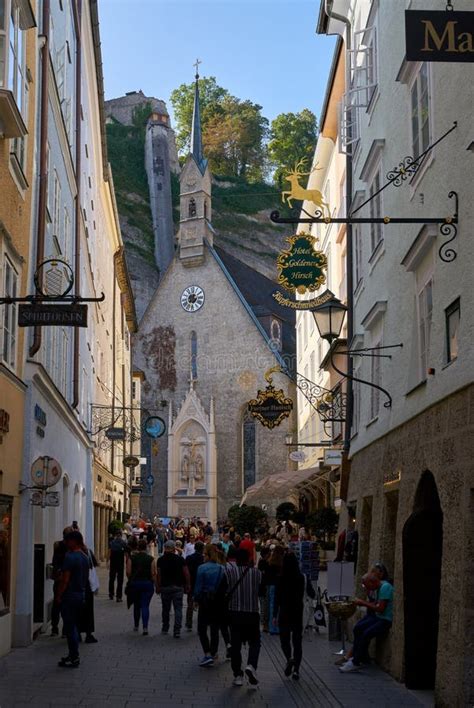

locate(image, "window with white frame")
[[369, 168, 383, 255], [445, 298, 460, 364], [370, 340, 382, 420], [418, 279, 433, 377], [53, 170, 61, 239], [2, 255, 18, 370], [410, 63, 431, 159], [7, 1, 29, 172], [354, 224, 363, 288], [352, 378, 360, 435]]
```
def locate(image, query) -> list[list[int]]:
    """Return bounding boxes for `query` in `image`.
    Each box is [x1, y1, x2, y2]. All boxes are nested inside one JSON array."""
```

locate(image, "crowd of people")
[[50, 516, 394, 688]]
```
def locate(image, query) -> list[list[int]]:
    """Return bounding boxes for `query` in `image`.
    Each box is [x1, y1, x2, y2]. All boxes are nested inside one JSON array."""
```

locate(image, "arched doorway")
[[402, 471, 443, 689]]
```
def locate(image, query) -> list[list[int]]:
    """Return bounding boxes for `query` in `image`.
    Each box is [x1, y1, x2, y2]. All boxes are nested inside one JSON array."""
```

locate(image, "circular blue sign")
[[144, 416, 166, 439]]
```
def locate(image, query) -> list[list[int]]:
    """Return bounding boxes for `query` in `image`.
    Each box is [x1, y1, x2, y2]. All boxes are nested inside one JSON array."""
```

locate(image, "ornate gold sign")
[[281, 159, 330, 214], [277, 232, 327, 295], [248, 367, 293, 430]]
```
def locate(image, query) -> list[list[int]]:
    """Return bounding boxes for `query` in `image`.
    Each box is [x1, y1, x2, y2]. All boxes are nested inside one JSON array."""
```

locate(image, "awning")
[[240, 467, 332, 506]]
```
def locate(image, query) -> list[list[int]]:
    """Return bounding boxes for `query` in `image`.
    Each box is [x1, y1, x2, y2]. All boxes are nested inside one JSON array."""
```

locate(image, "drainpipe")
[[324, 0, 353, 498], [72, 0, 82, 408], [29, 0, 50, 356], [111, 258, 117, 478]]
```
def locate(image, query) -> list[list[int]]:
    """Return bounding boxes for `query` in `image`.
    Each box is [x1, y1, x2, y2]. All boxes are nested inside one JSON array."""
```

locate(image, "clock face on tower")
[[181, 285, 205, 312]]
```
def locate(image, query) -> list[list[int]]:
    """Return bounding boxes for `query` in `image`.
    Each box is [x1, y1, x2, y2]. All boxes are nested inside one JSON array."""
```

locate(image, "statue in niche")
[[180, 436, 205, 494], [188, 198, 197, 218]]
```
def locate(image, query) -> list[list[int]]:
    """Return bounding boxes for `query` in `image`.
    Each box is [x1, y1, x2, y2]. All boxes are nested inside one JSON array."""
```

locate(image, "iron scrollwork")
[[439, 191, 458, 263], [386, 156, 420, 186]]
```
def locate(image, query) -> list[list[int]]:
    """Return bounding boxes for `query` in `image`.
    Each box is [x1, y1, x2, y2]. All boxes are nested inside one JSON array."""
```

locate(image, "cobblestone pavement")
[[0, 569, 432, 708]]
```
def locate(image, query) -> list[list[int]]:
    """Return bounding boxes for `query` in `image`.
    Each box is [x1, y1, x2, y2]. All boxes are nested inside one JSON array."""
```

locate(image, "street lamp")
[[312, 297, 347, 344]]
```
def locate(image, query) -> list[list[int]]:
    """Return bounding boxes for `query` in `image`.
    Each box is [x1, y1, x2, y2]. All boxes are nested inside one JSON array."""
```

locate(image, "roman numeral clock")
[[181, 285, 205, 312]]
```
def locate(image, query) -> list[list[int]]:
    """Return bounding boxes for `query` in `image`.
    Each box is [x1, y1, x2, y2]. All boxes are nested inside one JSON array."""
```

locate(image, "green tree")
[[170, 76, 229, 153], [268, 108, 318, 186], [170, 78, 268, 181], [306, 507, 339, 540], [276, 502, 297, 521], [227, 504, 267, 536]]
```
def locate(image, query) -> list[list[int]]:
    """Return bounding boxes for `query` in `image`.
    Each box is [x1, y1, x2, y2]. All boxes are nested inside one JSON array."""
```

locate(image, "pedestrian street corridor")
[[0, 571, 431, 708]]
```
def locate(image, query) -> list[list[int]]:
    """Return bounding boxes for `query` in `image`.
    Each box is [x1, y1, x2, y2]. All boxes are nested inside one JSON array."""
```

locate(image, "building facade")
[[318, 1, 474, 705], [0, 0, 37, 657], [295, 38, 347, 511], [133, 75, 296, 522], [11, 0, 136, 648]]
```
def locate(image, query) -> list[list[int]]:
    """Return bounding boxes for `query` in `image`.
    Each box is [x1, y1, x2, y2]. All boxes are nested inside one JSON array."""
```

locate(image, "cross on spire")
[[193, 58, 202, 80]]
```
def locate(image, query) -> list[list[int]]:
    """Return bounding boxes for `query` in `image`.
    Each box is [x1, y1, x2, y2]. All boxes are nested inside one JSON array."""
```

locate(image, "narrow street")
[[0, 571, 429, 708]]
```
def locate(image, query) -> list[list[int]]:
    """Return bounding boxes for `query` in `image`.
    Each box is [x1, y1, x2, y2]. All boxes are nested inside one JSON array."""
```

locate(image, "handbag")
[[314, 586, 326, 627], [88, 549, 100, 594]]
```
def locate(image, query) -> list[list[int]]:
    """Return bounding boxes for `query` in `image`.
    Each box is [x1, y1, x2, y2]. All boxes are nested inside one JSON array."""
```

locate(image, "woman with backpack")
[[193, 544, 225, 667]]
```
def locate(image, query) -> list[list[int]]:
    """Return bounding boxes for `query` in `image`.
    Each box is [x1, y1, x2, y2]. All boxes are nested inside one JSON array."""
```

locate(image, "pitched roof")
[[212, 245, 296, 363]]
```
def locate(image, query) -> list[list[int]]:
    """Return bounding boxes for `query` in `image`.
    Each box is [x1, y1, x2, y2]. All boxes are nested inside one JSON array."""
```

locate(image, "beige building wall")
[[0, 1, 37, 656]]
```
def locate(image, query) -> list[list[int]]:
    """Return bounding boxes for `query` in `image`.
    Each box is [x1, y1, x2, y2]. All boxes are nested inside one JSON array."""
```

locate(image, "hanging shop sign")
[[405, 10, 474, 62], [272, 288, 335, 310], [105, 427, 126, 441], [324, 449, 343, 467], [144, 416, 166, 439], [248, 370, 293, 430], [123, 455, 140, 468], [18, 303, 88, 327], [30, 456, 62, 488], [281, 159, 329, 213], [277, 233, 327, 295], [31, 490, 60, 507], [290, 450, 307, 463]]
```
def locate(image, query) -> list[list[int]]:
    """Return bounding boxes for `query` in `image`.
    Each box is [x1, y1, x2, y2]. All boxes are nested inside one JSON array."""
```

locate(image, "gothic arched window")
[[204, 200, 208, 219], [191, 331, 198, 381], [243, 412, 256, 490], [189, 198, 197, 218]]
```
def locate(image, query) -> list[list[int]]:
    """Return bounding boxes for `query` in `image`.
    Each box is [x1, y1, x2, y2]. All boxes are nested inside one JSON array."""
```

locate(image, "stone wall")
[[133, 248, 296, 520], [346, 384, 474, 708]]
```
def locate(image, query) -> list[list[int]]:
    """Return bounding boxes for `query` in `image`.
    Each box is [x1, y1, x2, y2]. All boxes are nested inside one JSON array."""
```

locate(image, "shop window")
[[445, 298, 460, 364], [2, 255, 18, 370], [0, 495, 12, 616]]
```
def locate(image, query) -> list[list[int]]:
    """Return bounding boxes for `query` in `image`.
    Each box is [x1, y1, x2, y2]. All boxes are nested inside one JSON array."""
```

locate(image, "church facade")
[[133, 74, 296, 522]]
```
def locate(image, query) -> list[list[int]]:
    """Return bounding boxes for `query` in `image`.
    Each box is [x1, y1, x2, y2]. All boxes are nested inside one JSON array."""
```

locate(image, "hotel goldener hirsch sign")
[[405, 10, 474, 62], [277, 233, 327, 295]]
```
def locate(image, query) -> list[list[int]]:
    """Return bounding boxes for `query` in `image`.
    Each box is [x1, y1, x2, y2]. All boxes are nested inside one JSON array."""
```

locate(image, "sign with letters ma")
[[405, 10, 474, 62]]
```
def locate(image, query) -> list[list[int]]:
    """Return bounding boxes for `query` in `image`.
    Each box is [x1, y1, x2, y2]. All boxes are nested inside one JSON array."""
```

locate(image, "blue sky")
[[98, 0, 336, 127]]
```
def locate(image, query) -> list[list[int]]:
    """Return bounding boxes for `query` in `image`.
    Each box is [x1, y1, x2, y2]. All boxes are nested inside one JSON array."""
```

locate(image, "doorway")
[[402, 471, 443, 689]]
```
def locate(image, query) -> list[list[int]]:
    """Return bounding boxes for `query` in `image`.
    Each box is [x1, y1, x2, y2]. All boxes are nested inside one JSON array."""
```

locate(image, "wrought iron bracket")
[[271, 191, 459, 263], [330, 350, 392, 409]]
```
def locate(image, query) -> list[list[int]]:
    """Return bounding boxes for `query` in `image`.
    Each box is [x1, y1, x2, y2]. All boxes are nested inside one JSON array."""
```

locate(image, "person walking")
[[273, 552, 305, 680], [223, 547, 262, 689], [156, 540, 190, 638], [194, 544, 225, 667], [267, 545, 285, 635], [257, 546, 271, 633], [108, 529, 127, 602], [78, 541, 99, 644], [126, 538, 157, 635], [50, 526, 73, 636], [55, 530, 90, 668], [185, 540, 204, 631]]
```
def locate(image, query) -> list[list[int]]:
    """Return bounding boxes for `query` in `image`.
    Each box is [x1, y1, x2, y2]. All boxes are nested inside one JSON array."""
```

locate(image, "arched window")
[[204, 200, 208, 219], [191, 331, 198, 381], [189, 198, 197, 217], [270, 319, 282, 351], [243, 413, 256, 490]]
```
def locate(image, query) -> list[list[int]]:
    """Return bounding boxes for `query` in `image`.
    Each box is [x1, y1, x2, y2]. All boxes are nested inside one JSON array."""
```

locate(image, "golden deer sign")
[[282, 159, 330, 216]]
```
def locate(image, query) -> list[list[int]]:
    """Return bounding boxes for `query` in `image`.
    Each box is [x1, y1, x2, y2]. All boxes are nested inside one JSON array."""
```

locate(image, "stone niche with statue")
[[167, 386, 217, 521]]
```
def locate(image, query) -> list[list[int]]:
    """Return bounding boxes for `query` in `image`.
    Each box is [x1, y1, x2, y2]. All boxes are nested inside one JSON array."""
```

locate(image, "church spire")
[[190, 59, 207, 174]]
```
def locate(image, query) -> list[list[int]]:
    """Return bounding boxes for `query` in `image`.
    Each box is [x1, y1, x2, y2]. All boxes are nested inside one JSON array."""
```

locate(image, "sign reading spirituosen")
[[405, 10, 474, 62], [18, 304, 88, 327], [277, 233, 327, 295]]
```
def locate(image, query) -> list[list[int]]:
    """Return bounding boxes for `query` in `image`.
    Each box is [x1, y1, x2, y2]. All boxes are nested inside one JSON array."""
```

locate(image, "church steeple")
[[190, 59, 207, 175], [177, 61, 213, 267]]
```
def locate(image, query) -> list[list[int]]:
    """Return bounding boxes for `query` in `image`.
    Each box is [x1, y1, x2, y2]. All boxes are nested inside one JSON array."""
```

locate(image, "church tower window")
[[243, 412, 256, 490], [189, 198, 197, 218], [204, 200, 208, 220], [191, 330, 198, 381]]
